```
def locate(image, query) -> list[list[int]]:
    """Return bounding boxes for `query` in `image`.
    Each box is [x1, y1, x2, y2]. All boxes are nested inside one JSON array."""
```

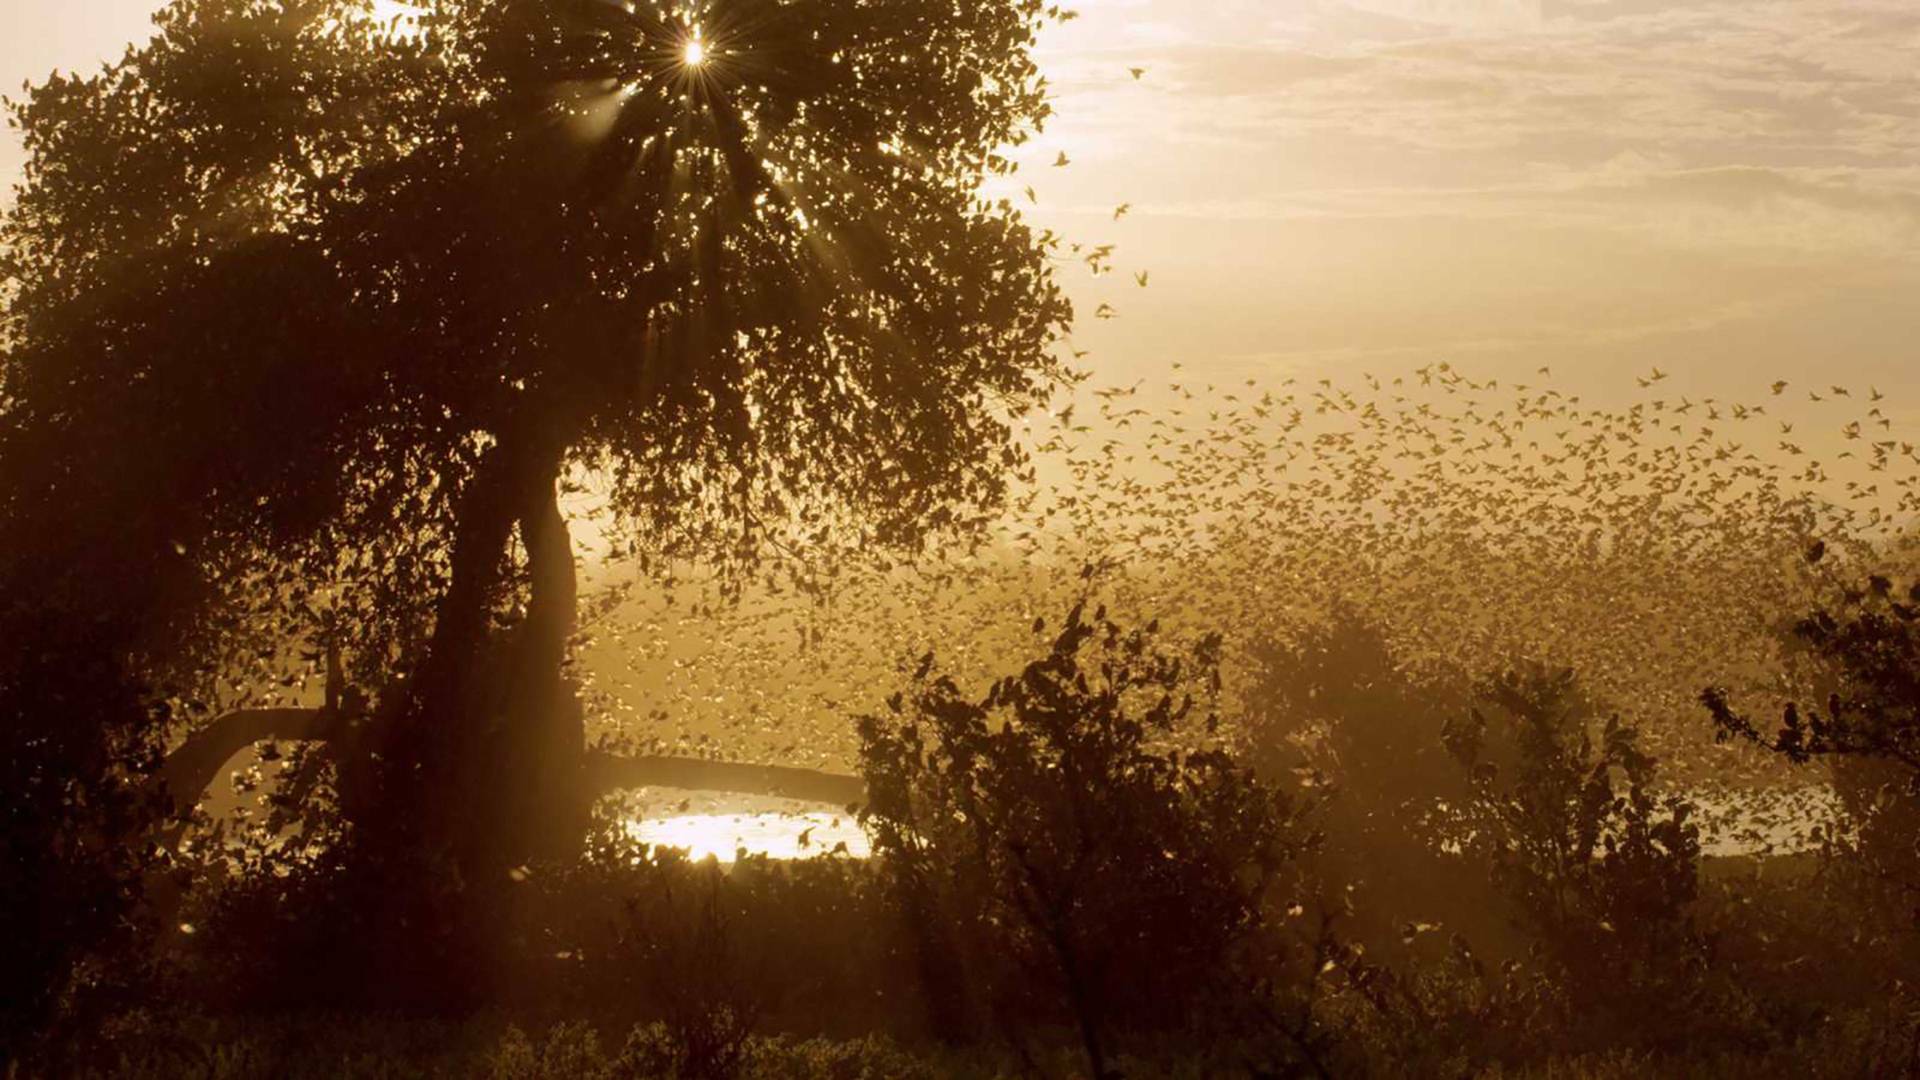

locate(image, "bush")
[[1240, 617, 1510, 960], [857, 600, 1321, 1076], [1705, 570, 1920, 944], [1441, 665, 1706, 1053], [0, 604, 171, 1060]]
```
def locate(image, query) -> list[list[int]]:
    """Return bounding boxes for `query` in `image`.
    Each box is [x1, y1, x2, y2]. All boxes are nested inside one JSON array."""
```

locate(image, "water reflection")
[[617, 788, 871, 862]]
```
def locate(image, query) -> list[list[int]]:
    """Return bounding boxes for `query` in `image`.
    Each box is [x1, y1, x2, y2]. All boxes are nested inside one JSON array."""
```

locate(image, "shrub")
[[1705, 569, 1920, 938], [1442, 665, 1706, 1052], [619, 864, 762, 1080], [1240, 616, 1508, 959], [857, 600, 1319, 1076]]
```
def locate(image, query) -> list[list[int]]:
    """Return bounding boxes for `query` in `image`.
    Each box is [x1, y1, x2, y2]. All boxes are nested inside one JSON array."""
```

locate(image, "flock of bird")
[[568, 350, 1917, 853], [557, 59, 1917, 858], [167, 58, 1899, 861], [154, 62, 1840, 854]]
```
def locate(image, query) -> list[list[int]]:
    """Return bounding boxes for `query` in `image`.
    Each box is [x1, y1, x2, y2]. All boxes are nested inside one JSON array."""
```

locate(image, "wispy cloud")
[[1013, 0, 1920, 392]]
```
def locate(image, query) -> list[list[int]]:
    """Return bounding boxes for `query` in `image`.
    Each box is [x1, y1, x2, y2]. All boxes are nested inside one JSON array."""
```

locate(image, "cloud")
[[1125, 162, 1920, 259], [1214, 295, 1770, 371], [1005, 1, 1920, 398], [1341, 0, 1543, 31], [1027, 0, 1920, 254]]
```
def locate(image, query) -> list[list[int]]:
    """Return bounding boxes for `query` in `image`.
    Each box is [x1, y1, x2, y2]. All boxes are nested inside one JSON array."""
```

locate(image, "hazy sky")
[[5, 0, 1918, 404]]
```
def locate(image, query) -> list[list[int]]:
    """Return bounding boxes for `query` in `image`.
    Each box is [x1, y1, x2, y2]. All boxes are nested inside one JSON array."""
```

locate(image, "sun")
[[682, 38, 707, 67]]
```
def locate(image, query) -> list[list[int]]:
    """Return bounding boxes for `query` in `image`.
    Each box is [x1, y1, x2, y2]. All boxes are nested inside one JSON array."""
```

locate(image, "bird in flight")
[[1053, 151, 1071, 167], [1129, 66, 1148, 80]]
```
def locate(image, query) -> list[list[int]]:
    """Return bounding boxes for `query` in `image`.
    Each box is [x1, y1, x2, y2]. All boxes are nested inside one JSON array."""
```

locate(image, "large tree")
[[0, 0, 1069, 1022]]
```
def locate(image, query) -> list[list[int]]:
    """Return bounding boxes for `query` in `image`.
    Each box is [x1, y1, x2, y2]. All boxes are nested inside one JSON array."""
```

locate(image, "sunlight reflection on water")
[[617, 789, 870, 863]]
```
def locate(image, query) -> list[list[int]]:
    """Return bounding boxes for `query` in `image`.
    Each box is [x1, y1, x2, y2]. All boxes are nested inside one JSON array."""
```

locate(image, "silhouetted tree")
[[1704, 573, 1920, 779], [1704, 568, 1920, 923], [1, 0, 1069, 1026], [1444, 665, 1704, 1052], [858, 602, 1320, 1076], [1241, 616, 1506, 959]]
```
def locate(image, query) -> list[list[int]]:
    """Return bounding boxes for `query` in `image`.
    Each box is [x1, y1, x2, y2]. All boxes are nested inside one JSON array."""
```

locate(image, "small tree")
[[858, 601, 1317, 1076], [1442, 665, 1704, 1051], [1704, 570, 1920, 924], [1241, 615, 1497, 957]]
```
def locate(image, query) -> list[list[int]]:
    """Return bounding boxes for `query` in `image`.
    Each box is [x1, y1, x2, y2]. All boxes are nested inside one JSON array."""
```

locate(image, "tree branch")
[[158, 707, 347, 819], [156, 714, 867, 843]]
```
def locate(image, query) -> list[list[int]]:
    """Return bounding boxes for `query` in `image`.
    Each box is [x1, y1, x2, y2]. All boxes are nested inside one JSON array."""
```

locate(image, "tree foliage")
[[0, 0, 1072, 1040], [4, 0, 1071, 569], [1704, 569, 1920, 779], [1704, 566, 1920, 922]]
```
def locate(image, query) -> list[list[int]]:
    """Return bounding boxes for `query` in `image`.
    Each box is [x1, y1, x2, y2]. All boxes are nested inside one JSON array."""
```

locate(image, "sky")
[[1009, 0, 1920, 406], [4, 0, 1918, 407]]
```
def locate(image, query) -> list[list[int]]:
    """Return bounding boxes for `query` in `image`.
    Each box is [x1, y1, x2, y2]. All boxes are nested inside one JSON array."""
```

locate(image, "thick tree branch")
[[158, 707, 346, 819], [405, 432, 548, 744], [157, 714, 866, 844]]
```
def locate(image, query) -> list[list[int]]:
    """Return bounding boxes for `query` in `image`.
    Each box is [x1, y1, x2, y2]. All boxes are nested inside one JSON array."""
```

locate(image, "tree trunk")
[[474, 468, 589, 866], [357, 420, 570, 875], [314, 419, 572, 1007]]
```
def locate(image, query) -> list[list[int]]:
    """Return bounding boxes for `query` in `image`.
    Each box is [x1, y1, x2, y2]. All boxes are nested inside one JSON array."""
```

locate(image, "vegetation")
[[10, 588, 1920, 1076], [6, 0, 1920, 1076], [1, 0, 1069, 1030], [857, 603, 1317, 1075]]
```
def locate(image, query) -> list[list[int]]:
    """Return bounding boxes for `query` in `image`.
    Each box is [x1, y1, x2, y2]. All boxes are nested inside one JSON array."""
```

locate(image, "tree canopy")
[[2, 0, 1072, 645], [0, 0, 1074, 1030]]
